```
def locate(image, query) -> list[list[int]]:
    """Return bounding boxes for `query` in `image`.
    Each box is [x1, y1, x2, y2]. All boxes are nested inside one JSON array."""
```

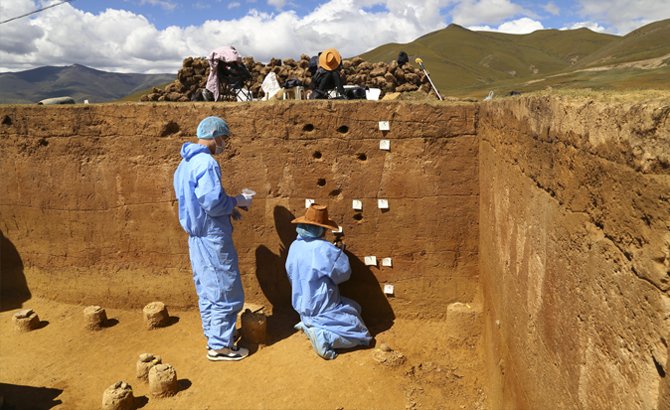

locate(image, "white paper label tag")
[[332, 226, 342, 233], [364, 256, 377, 266], [379, 140, 390, 150], [382, 258, 392, 267], [383, 284, 394, 295], [352, 200, 362, 210], [379, 121, 390, 131], [305, 199, 315, 208], [378, 199, 389, 209]]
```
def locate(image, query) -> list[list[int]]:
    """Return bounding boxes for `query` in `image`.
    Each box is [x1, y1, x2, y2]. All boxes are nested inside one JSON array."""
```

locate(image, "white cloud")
[[450, 0, 529, 26], [1, 0, 668, 74], [139, 0, 177, 11], [574, 0, 670, 35], [497, 17, 544, 33], [0, 0, 455, 73], [542, 2, 560, 16], [0, 0, 44, 54], [268, 0, 286, 10], [562, 21, 606, 33], [468, 17, 544, 34], [229, 2, 241, 9]]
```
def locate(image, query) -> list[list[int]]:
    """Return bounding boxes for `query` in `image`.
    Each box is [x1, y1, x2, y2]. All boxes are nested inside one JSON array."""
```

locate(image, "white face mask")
[[214, 136, 226, 155]]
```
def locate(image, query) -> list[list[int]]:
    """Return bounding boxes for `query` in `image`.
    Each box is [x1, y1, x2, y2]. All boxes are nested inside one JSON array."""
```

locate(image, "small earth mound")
[[373, 343, 406, 366]]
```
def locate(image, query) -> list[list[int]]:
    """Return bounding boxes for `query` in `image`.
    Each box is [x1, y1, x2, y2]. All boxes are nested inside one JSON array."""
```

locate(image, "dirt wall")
[[0, 101, 479, 324], [479, 95, 670, 409]]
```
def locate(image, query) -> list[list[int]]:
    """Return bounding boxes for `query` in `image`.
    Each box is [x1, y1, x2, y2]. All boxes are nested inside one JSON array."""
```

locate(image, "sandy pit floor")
[[1, 298, 488, 410]]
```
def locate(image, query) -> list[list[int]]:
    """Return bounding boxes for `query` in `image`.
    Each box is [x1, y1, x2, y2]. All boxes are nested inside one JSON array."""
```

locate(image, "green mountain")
[[0, 64, 174, 104], [357, 19, 670, 97]]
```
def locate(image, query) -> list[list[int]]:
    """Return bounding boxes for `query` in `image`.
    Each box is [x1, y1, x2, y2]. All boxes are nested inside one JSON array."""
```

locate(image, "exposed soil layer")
[[0, 100, 479, 321], [479, 94, 670, 408]]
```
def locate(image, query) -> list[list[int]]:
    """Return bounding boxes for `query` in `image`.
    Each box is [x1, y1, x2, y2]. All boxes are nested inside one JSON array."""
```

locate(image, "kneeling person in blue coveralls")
[[173, 116, 255, 361], [285, 204, 372, 359]]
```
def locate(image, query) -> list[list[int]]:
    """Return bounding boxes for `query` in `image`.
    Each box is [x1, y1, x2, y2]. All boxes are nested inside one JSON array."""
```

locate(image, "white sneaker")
[[207, 345, 249, 361]]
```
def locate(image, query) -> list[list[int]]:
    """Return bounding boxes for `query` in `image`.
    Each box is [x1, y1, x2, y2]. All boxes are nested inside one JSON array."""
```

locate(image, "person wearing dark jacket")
[[308, 48, 346, 99]]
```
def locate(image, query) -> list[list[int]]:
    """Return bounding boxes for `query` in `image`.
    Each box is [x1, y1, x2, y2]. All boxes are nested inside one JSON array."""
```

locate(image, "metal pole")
[[415, 58, 443, 101]]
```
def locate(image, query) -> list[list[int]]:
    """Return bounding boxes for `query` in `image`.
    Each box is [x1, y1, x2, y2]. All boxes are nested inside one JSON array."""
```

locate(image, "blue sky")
[[1, 0, 669, 73]]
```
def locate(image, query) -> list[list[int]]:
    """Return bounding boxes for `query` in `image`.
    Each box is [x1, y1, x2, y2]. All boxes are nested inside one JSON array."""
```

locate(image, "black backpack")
[[283, 78, 303, 89], [397, 51, 409, 66], [346, 86, 368, 100]]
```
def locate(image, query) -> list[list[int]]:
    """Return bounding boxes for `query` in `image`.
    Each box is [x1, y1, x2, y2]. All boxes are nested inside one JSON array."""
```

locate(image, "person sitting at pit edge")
[[285, 204, 372, 359], [308, 48, 347, 99]]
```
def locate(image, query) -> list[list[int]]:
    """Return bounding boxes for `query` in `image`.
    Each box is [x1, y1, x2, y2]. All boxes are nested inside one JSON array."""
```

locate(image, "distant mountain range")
[[2, 18, 669, 104], [0, 64, 174, 104]]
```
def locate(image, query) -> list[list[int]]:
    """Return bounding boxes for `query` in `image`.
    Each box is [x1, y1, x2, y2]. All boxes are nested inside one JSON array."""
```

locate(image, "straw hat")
[[319, 48, 341, 71], [291, 204, 339, 230]]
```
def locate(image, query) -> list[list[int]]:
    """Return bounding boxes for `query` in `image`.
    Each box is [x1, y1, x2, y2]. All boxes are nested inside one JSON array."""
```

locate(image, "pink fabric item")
[[206, 46, 243, 102]]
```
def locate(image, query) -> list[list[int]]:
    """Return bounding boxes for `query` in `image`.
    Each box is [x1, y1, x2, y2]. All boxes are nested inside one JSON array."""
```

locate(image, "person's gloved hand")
[[235, 189, 255, 208], [334, 240, 345, 252], [232, 208, 242, 221]]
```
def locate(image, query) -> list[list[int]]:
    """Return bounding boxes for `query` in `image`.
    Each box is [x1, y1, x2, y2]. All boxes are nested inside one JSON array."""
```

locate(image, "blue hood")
[[180, 142, 210, 160]]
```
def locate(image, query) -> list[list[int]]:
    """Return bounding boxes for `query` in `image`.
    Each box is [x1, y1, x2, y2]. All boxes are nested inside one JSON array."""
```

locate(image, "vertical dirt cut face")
[[0, 101, 480, 326], [479, 94, 670, 409]]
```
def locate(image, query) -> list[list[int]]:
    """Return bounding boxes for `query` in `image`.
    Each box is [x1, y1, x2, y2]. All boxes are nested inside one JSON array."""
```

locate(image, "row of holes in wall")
[[313, 151, 367, 161], [307, 123, 369, 223], [303, 124, 349, 134]]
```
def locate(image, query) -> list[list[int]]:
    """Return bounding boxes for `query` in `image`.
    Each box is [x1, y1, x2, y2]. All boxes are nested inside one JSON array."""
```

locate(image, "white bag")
[[261, 72, 281, 101]]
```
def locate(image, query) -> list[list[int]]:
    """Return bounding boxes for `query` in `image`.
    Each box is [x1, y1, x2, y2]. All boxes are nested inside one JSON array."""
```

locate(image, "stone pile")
[[139, 54, 437, 102]]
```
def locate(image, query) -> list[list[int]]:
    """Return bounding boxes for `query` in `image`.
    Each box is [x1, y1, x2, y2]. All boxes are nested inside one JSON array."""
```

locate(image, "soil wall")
[[0, 101, 479, 323], [479, 96, 670, 409]]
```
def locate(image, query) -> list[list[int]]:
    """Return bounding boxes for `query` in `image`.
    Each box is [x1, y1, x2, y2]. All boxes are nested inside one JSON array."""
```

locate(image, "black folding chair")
[[217, 62, 253, 102]]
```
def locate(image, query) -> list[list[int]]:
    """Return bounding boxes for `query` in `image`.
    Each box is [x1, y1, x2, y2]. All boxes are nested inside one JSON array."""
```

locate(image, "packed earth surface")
[[0, 298, 488, 410]]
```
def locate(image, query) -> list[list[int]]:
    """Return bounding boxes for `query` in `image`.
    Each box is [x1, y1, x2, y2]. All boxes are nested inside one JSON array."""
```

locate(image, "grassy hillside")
[[356, 19, 670, 98], [572, 18, 670, 68]]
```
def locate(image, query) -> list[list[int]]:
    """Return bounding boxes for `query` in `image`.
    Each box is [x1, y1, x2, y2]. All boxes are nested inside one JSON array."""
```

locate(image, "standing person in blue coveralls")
[[285, 204, 372, 359], [173, 116, 255, 361]]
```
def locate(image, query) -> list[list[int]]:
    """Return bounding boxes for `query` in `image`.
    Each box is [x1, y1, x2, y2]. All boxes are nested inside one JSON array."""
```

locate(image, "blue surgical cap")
[[197, 117, 229, 139]]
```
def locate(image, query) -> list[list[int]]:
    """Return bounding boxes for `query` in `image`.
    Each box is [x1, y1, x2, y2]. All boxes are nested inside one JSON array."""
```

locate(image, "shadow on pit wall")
[[254, 206, 395, 346], [0, 230, 31, 312], [0, 383, 63, 409]]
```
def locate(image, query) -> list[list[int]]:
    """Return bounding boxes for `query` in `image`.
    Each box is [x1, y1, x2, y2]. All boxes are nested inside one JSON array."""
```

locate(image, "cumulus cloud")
[[542, 2, 560, 15], [268, 0, 286, 10], [0, 0, 452, 73], [575, 0, 670, 34], [450, 0, 529, 26], [563, 21, 606, 32], [468, 17, 544, 34], [0, 0, 668, 74], [0, 1, 44, 54], [228, 2, 241, 9]]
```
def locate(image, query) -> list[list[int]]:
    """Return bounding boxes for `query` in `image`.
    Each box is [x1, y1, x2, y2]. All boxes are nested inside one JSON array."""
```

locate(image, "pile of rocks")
[[139, 54, 438, 102]]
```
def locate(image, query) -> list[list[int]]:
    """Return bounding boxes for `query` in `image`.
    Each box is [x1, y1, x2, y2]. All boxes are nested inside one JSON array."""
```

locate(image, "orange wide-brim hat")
[[291, 204, 339, 231], [319, 48, 341, 71]]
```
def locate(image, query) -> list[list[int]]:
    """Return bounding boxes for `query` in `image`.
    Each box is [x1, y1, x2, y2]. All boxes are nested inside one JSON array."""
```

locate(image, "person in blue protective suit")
[[173, 116, 255, 361], [285, 204, 372, 359]]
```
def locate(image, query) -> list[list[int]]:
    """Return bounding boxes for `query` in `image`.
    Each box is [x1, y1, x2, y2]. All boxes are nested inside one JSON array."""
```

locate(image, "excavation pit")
[[1, 95, 667, 409]]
